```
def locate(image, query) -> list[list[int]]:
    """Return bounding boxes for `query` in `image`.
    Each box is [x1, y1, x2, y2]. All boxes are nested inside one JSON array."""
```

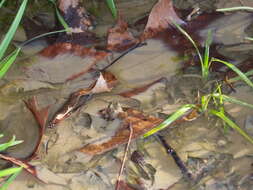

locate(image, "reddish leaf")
[[141, 0, 185, 40], [24, 97, 49, 130], [0, 153, 37, 178], [80, 108, 163, 155], [119, 78, 163, 98], [116, 180, 135, 190], [24, 97, 50, 160], [58, 0, 94, 33], [40, 42, 109, 59], [80, 107, 200, 155], [107, 15, 139, 52]]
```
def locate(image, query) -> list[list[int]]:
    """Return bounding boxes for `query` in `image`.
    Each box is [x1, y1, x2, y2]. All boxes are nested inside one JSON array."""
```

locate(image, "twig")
[[115, 124, 133, 190], [102, 42, 147, 71], [156, 135, 193, 180]]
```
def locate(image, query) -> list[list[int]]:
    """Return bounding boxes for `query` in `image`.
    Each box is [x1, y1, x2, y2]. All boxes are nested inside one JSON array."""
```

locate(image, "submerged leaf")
[[79, 105, 199, 155], [142, 0, 185, 39], [107, 16, 139, 52], [24, 97, 50, 129]]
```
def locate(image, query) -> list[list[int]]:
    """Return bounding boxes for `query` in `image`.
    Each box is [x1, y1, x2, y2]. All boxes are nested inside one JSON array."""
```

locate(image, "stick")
[[115, 124, 133, 190]]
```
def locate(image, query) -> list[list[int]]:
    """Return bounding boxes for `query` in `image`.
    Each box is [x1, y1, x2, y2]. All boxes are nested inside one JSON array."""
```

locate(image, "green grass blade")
[[217, 7, 253, 12], [209, 109, 253, 144], [0, 0, 28, 60], [143, 104, 196, 138], [0, 48, 21, 79], [48, 0, 71, 33], [0, 0, 7, 8], [228, 69, 253, 83], [106, 0, 117, 19], [203, 30, 212, 79], [20, 29, 67, 47], [173, 22, 204, 77], [212, 93, 253, 109], [201, 94, 211, 111], [245, 37, 253, 41], [211, 58, 253, 89], [0, 136, 23, 152], [0, 167, 22, 190], [0, 167, 22, 178]]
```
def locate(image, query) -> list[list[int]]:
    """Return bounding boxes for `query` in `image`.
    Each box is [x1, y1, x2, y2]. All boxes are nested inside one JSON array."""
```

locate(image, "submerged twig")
[[115, 124, 133, 190], [156, 135, 193, 180], [102, 42, 147, 71]]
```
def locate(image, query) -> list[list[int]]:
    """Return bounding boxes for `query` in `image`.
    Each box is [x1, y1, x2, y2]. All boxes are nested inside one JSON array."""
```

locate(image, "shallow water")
[[1, 0, 253, 190]]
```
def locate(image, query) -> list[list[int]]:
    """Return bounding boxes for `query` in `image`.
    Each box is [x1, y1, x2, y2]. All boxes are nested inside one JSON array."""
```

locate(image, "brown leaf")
[[107, 15, 139, 52], [58, 0, 94, 33], [119, 78, 163, 98], [24, 97, 50, 130], [91, 71, 118, 93], [0, 153, 37, 178], [116, 180, 135, 190], [40, 42, 109, 59], [79, 108, 163, 155], [24, 97, 50, 160], [48, 71, 117, 127], [141, 0, 185, 40], [80, 107, 200, 155]]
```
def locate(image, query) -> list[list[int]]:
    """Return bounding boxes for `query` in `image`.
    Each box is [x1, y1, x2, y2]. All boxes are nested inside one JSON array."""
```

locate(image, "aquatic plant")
[[0, 134, 23, 190], [144, 25, 253, 144], [106, 0, 117, 19], [0, 0, 28, 79], [173, 22, 212, 80]]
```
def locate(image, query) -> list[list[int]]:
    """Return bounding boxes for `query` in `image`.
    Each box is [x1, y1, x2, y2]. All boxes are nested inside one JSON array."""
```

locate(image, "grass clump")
[[144, 23, 253, 144], [0, 134, 23, 190]]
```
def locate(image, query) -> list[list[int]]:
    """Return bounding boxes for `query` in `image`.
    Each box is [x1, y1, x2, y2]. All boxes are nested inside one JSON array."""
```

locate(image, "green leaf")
[[203, 30, 212, 79], [211, 58, 253, 89], [143, 104, 196, 138], [0, 48, 21, 79], [228, 69, 253, 83], [0, 167, 22, 190], [0, 167, 22, 178], [0, 135, 23, 152], [0, 0, 7, 8], [0, 0, 28, 60], [20, 29, 67, 47], [212, 93, 253, 109], [217, 6, 253, 12], [48, 0, 71, 33], [106, 0, 117, 19], [201, 94, 211, 111], [209, 109, 253, 144], [173, 22, 205, 78]]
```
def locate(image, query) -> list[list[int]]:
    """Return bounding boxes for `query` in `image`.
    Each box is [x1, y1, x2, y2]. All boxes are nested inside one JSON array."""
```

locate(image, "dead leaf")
[[0, 153, 37, 179], [24, 97, 50, 160], [37, 43, 110, 82], [48, 71, 117, 127], [80, 107, 163, 155], [107, 15, 139, 52], [58, 0, 94, 33], [116, 180, 135, 190], [24, 97, 50, 130], [80, 106, 200, 155], [40, 42, 109, 59], [119, 78, 163, 98], [141, 0, 185, 40]]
